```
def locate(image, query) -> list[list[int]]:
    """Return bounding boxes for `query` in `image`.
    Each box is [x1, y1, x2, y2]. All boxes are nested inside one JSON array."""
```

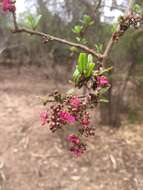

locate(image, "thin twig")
[[38, 95, 87, 104], [11, 12, 102, 60], [12, 12, 18, 30], [101, 0, 135, 67], [11, 1, 136, 68]]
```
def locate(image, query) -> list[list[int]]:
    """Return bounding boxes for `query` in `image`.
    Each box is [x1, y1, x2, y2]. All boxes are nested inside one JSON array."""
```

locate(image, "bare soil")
[[0, 65, 143, 190]]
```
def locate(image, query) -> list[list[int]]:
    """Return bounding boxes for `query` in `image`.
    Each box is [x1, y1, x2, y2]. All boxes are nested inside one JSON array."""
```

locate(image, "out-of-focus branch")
[[12, 11, 18, 30], [79, 0, 102, 19], [11, 12, 102, 60]]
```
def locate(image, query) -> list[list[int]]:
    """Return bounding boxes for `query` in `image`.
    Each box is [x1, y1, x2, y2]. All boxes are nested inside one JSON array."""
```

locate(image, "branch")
[[101, 0, 135, 67], [11, 12, 102, 60], [10, 0, 139, 69]]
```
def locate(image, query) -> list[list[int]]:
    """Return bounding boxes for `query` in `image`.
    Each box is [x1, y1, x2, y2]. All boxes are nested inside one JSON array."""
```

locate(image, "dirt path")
[[0, 66, 143, 190]]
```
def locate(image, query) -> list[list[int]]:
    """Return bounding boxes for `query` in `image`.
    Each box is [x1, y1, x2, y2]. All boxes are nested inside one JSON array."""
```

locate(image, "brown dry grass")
[[0, 65, 143, 190]]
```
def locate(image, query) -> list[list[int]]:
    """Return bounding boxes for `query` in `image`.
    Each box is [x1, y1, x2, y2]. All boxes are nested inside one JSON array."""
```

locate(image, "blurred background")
[[0, 1, 143, 190]]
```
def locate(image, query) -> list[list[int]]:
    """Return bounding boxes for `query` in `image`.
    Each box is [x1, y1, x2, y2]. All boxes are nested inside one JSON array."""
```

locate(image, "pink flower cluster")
[[2, 0, 16, 12], [60, 111, 75, 124], [70, 145, 86, 157], [67, 134, 80, 144], [67, 134, 86, 156], [97, 76, 109, 86], [40, 95, 95, 156]]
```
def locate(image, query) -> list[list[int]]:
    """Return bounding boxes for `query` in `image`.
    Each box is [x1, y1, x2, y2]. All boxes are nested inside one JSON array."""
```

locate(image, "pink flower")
[[81, 117, 90, 126], [97, 76, 109, 86], [67, 134, 80, 144], [70, 144, 86, 156], [69, 96, 81, 108], [2, 0, 16, 12], [60, 111, 75, 124], [40, 111, 48, 126]]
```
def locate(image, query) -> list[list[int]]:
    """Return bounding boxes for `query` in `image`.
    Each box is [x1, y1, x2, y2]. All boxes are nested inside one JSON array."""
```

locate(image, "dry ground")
[[0, 65, 143, 190]]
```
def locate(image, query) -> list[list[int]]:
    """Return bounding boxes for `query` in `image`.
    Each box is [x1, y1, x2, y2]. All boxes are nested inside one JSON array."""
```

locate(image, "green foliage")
[[73, 66, 81, 85], [66, 88, 75, 95], [111, 22, 118, 33], [132, 3, 142, 14], [95, 43, 103, 53], [80, 15, 94, 26], [72, 14, 94, 45], [98, 67, 113, 75], [86, 62, 95, 77], [98, 87, 110, 95], [70, 46, 78, 53], [72, 53, 95, 85], [99, 98, 109, 103], [72, 25, 83, 34], [78, 53, 95, 77], [78, 53, 88, 73], [25, 14, 42, 30], [75, 37, 88, 44]]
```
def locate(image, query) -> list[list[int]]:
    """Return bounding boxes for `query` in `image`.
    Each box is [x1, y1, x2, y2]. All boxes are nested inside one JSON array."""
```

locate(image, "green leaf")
[[89, 21, 94, 26], [99, 98, 109, 103], [83, 15, 92, 25], [72, 25, 83, 34], [75, 37, 81, 42], [133, 4, 142, 14], [77, 53, 88, 74], [99, 87, 110, 95], [99, 67, 113, 75], [66, 88, 75, 95], [81, 38, 88, 45], [26, 14, 42, 30], [73, 67, 81, 84], [85, 62, 95, 77], [88, 54, 93, 64], [27, 15, 34, 27], [70, 46, 78, 52], [75, 53, 95, 80], [111, 22, 118, 33], [33, 14, 42, 29], [83, 54, 94, 77], [95, 44, 103, 53]]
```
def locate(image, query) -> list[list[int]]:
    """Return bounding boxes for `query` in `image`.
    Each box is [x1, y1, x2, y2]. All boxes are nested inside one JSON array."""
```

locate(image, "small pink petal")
[[60, 111, 75, 124], [97, 76, 109, 86], [69, 97, 81, 108]]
